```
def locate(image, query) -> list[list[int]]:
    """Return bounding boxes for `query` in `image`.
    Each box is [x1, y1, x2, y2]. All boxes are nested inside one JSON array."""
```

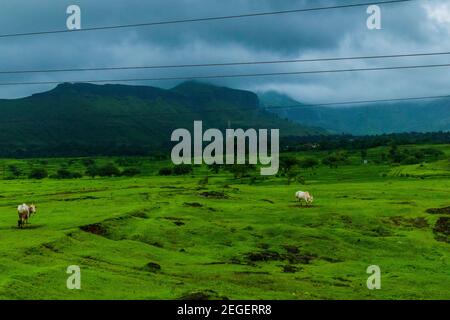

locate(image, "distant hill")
[[259, 91, 450, 135], [0, 81, 324, 157]]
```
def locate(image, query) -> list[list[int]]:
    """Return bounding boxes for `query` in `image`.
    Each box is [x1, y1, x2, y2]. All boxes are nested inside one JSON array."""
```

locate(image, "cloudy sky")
[[0, 0, 449, 103]]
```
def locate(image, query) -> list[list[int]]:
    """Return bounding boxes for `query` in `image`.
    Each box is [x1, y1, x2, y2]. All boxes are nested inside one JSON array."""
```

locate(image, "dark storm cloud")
[[0, 0, 449, 102]]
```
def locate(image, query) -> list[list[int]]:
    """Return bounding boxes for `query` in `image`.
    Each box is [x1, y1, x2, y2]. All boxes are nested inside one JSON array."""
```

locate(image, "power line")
[[0, 0, 414, 39], [1, 62, 450, 86], [265, 94, 450, 110], [1, 50, 449, 75]]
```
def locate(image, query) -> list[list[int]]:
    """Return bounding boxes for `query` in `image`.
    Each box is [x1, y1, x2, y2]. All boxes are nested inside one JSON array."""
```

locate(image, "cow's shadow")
[[0, 224, 44, 231], [289, 203, 317, 209]]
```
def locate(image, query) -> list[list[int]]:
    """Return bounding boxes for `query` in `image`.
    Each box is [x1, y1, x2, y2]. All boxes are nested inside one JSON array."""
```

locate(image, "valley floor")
[[0, 157, 449, 299]]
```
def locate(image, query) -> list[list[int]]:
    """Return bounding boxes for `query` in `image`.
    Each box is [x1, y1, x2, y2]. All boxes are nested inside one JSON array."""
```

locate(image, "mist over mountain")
[[0, 81, 323, 157], [259, 91, 450, 135]]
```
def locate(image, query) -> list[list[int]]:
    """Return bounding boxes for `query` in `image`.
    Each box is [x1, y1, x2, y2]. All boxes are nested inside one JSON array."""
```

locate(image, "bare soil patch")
[[80, 223, 107, 236], [426, 206, 450, 215]]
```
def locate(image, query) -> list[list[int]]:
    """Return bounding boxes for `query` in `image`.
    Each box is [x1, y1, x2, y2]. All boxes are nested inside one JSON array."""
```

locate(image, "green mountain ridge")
[[0, 81, 324, 157], [259, 91, 450, 135]]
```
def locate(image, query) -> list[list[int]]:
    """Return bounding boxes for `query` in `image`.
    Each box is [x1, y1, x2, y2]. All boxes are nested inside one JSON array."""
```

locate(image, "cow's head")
[[29, 204, 37, 214]]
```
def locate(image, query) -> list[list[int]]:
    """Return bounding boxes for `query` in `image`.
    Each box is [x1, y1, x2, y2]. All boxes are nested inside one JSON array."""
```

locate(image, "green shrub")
[[85, 165, 99, 178], [121, 167, 141, 177], [55, 168, 82, 179], [28, 168, 48, 180], [97, 163, 121, 177], [173, 164, 193, 175], [56, 168, 74, 179], [158, 167, 173, 176], [72, 172, 83, 179]]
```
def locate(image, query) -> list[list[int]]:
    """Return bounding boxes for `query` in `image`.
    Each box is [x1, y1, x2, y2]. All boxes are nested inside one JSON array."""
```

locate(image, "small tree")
[[279, 156, 300, 176], [322, 155, 339, 168], [85, 165, 99, 178], [286, 166, 300, 185], [299, 157, 319, 170]]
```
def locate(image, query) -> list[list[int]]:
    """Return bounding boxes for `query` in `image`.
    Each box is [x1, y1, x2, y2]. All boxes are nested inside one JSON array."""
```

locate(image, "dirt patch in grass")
[[199, 191, 229, 199], [282, 245, 299, 254], [41, 242, 61, 253], [184, 202, 203, 207], [367, 225, 393, 237], [47, 188, 108, 196], [386, 216, 429, 229], [177, 290, 229, 300], [426, 206, 450, 215], [258, 243, 270, 250], [164, 217, 186, 226], [289, 204, 315, 209], [391, 201, 416, 205], [433, 217, 450, 243], [245, 250, 282, 262], [320, 256, 343, 263], [261, 199, 274, 204], [58, 196, 100, 201], [338, 215, 353, 226], [282, 265, 298, 273], [143, 262, 161, 273], [235, 271, 270, 275], [80, 223, 107, 236], [223, 185, 239, 191], [149, 242, 164, 248], [241, 247, 316, 265], [127, 210, 150, 219]]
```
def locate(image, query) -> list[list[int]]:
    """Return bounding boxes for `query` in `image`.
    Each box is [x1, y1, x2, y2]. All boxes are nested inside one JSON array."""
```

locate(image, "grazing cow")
[[17, 203, 36, 228], [295, 191, 314, 206]]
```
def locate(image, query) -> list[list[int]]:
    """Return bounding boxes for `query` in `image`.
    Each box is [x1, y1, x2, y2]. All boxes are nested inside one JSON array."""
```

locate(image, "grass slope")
[[0, 81, 324, 157], [0, 147, 448, 299]]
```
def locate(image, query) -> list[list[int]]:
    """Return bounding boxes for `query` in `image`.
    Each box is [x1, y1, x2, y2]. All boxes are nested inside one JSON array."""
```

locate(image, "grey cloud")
[[0, 0, 449, 102]]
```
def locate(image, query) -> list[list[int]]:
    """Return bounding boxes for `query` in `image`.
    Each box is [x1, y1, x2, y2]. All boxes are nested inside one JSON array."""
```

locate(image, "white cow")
[[17, 203, 36, 228], [295, 191, 314, 206]]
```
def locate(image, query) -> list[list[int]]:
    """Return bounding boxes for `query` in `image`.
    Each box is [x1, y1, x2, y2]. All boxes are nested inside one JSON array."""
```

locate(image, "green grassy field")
[[0, 146, 449, 300]]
